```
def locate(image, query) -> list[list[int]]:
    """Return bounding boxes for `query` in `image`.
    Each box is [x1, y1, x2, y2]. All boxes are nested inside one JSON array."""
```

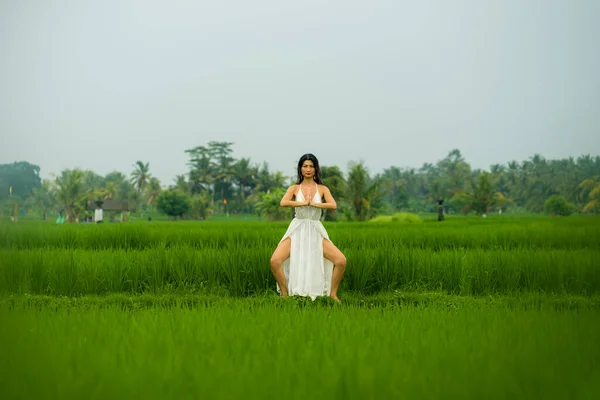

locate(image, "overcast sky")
[[1, 0, 599, 184]]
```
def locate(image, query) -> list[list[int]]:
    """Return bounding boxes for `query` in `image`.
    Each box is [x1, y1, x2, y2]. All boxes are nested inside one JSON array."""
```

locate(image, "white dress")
[[277, 184, 334, 300]]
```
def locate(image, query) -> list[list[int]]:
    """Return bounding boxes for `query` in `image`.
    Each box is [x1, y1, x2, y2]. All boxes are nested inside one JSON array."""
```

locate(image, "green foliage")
[[321, 165, 347, 221], [544, 195, 575, 216], [0, 161, 42, 201], [1, 194, 24, 222], [104, 171, 136, 200], [185, 142, 289, 217], [448, 191, 473, 214], [130, 161, 151, 194], [6, 148, 600, 220], [155, 190, 191, 218], [369, 212, 422, 224], [346, 161, 385, 221], [54, 169, 86, 222], [24, 181, 54, 220], [189, 192, 213, 220], [448, 172, 512, 215], [380, 166, 409, 212], [436, 148, 472, 197], [255, 188, 290, 221], [579, 179, 600, 214]]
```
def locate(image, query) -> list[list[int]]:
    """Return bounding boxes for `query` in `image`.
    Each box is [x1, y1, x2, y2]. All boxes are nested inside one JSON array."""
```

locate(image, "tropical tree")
[[436, 149, 471, 197], [104, 181, 119, 199], [81, 170, 104, 192], [321, 165, 347, 221], [105, 172, 134, 200], [146, 178, 162, 211], [346, 161, 383, 221], [253, 162, 285, 193], [173, 175, 190, 194], [156, 190, 191, 220], [0, 161, 42, 202], [449, 172, 512, 215], [255, 188, 289, 221], [210, 141, 236, 209], [579, 178, 600, 214], [380, 166, 408, 212], [190, 192, 213, 220], [2, 195, 24, 222], [233, 158, 257, 213], [321, 166, 347, 197], [10, 145, 600, 219], [130, 161, 151, 194], [186, 145, 214, 195], [25, 180, 55, 220], [544, 195, 574, 216], [55, 169, 85, 222]]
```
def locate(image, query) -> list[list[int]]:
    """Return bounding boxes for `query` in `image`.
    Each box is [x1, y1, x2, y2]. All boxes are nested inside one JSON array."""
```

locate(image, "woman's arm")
[[280, 185, 309, 208], [311, 185, 337, 210]]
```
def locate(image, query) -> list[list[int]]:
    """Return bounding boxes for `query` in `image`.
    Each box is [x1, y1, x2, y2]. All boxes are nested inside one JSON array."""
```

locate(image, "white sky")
[[1, 0, 599, 184]]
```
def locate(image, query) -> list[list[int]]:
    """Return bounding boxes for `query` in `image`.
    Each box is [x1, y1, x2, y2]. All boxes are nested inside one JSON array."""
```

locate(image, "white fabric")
[[277, 184, 334, 300]]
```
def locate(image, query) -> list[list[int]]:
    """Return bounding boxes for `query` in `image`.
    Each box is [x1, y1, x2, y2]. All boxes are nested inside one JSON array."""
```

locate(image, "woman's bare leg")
[[270, 238, 291, 296], [323, 239, 347, 303]]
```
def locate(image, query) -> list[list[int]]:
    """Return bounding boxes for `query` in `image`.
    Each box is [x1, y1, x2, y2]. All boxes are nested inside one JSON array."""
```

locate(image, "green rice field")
[[1, 216, 599, 399]]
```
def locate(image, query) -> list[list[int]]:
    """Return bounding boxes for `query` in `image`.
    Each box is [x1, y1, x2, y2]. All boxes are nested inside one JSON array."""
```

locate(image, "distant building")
[[86, 199, 130, 222]]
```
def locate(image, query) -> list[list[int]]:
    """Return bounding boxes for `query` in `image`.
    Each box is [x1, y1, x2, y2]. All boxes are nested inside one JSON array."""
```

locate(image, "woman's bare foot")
[[330, 295, 341, 304]]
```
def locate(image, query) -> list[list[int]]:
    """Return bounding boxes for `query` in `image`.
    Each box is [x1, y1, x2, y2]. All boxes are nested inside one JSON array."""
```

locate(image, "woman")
[[269, 154, 347, 303]]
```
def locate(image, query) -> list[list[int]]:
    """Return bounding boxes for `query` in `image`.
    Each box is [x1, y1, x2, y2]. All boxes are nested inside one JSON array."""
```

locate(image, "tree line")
[[1, 144, 599, 222]]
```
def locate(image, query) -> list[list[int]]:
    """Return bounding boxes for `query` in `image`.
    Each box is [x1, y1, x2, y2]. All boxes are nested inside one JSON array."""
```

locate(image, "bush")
[[544, 195, 574, 216], [369, 212, 422, 224], [156, 190, 192, 219]]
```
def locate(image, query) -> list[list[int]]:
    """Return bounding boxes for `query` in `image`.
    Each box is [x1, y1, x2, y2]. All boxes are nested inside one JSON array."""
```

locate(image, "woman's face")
[[301, 160, 315, 179]]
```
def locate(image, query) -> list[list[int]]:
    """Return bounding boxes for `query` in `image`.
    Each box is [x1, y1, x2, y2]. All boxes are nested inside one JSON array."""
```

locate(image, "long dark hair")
[[296, 153, 323, 184]]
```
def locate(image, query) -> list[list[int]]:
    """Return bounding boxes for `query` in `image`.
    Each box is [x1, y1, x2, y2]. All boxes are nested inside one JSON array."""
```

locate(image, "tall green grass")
[[1, 217, 598, 296], [1, 299, 599, 400], [2, 217, 599, 399], [1, 247, 598, 296], [1, 217, 599, 250]]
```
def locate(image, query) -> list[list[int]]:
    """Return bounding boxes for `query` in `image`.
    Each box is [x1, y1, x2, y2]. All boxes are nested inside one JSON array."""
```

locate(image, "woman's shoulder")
[[317, 183, 330, 192]]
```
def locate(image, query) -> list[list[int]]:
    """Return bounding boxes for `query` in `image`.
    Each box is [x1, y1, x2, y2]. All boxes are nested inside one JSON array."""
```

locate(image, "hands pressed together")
[[298, 191, 319, 208], [299, 197, 315, 208]]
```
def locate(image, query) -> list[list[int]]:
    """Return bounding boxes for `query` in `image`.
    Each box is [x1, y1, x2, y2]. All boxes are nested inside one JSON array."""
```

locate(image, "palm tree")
[[321, 165, 347, 220], [347, 161, 371, 221], [381, 167, 403, 210], [188, 153, 214, 195], [449, 172, 512, 215], [104, 181, 119, 199], [173, 175, 189, 194], [82, 170, 104, 192], [255, 188, 288, 221], [146, 178, 162, 210], [55, 169, 85, 222], [579, 178, 600, 214], [233, 158, 256, 213], [130, 161, 151, 194], [105, 171, 134, 201], [270, 171, 287, 190], [214, 156, 235, 210]]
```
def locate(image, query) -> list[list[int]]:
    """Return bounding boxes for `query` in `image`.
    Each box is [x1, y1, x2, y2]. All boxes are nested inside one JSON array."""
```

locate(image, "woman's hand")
[[280, 185, 309, 208]]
